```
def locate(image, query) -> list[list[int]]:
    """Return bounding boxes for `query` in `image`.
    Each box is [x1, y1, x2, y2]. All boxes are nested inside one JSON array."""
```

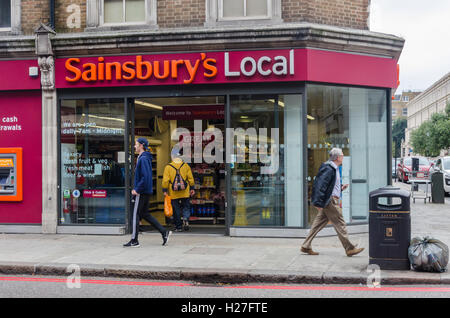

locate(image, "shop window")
[[86, 0, 156, 30], [60, 99, 126, 225], [306, 85, 387, 225], [0, 0, 11, 29], [230, 94, 303, 228], [0, 0, 20, 34], [205, 0, 282, 27]]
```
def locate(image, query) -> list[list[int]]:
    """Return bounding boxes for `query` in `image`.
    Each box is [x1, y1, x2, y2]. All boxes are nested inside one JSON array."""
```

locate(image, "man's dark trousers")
[[131, 193, 166, 241], [171, 198, 190, 230]]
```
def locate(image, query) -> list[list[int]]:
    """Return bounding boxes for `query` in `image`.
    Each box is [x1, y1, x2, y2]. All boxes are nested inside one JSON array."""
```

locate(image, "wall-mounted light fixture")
[[34, 23, 56, 57]]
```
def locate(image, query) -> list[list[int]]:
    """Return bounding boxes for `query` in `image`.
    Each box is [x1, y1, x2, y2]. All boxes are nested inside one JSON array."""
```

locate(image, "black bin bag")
[[408, 236, 449, 272]]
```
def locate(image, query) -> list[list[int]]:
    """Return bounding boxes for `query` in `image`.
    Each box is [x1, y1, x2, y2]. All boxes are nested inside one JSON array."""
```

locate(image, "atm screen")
[[0, 176, 7, 185]]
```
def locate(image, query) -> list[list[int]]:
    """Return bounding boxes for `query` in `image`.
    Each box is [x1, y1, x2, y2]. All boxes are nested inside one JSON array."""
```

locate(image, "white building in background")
[[404, 72, 450, 157]]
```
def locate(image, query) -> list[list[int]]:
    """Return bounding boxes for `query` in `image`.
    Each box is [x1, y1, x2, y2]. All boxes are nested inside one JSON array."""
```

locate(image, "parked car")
[[434, 156, 450, 196], [397, 156, 433, 183]]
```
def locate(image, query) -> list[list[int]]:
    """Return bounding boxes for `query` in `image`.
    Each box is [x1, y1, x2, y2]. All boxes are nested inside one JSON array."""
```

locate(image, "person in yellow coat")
[[163, 148, 195, 232]]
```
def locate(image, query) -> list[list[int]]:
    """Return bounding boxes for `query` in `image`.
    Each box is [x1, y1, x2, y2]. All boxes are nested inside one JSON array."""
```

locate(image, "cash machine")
[[0, 148, 23, 202]]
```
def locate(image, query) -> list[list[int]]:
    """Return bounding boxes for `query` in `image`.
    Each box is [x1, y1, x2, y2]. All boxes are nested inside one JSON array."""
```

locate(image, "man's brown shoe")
[[346, 247, 364, 257], [301, 247, 319, 255]]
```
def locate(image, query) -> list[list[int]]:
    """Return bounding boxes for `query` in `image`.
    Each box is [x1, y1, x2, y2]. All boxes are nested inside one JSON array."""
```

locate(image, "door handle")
[[351, 179, 367, 183]]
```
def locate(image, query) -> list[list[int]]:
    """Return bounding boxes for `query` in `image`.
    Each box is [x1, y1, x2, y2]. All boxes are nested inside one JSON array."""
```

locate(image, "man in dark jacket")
[[124, 137, 171, 247], [301, 148, 364, 257]]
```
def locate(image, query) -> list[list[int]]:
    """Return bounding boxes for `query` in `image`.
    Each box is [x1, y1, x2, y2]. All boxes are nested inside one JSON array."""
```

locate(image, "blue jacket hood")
[[140, 151, 153, 160]]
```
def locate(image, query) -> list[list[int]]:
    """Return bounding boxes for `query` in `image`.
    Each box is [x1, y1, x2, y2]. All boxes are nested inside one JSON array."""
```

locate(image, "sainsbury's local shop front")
[[50, 47, 396, 237]]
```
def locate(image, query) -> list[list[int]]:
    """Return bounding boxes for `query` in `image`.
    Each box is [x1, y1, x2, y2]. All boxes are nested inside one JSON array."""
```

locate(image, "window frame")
[[101, 0, 148, 26], [218, 0, 272, 21], [0, 0, 20, 34], [86, 0, 157, 31], [205, 0, 282, 27]]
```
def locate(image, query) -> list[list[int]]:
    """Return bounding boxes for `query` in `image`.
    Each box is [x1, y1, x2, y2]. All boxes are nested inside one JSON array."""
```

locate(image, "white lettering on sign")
[[61, 121, 123, 136], [2, 116, 18, 123], [241, 57, 257, 76], [257, 56, 272, 76], [225, 50, 295, 78], [62, 152, 112, 179], [0, 116, 22, 131], [225, 53, 239, 77]]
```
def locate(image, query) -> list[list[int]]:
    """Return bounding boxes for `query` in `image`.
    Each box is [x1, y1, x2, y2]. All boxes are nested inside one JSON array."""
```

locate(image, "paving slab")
[[0, 181, 448, 285]]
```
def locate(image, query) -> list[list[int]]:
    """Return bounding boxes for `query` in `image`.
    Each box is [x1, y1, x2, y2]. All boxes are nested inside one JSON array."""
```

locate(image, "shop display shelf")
[[189, 217, 215, 221], [190, 200, 214, 204], [194, 185, 216, 190]]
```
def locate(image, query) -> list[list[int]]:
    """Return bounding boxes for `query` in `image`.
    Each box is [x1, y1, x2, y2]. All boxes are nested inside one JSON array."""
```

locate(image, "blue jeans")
[[171, 198, 191, 229]]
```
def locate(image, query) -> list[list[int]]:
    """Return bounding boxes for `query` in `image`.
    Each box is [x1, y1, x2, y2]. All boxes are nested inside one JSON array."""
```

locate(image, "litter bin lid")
[[369, 185, 410, 198]]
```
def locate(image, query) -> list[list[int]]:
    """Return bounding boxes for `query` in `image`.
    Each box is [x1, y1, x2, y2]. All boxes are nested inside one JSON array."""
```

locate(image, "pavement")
[[0, 181, 448, 286]]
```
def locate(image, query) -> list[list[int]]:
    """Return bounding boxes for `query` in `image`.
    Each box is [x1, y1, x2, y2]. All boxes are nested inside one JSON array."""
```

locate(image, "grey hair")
[[329, 148, 344, 161]]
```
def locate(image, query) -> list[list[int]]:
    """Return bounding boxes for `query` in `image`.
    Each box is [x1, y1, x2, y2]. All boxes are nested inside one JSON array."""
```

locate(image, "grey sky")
[[370, 0, 450, 93]]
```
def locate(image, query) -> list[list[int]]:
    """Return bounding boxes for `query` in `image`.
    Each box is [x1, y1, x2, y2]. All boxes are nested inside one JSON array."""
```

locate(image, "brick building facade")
[[13, 0, 371, 36], [282, 0, 370, 29]]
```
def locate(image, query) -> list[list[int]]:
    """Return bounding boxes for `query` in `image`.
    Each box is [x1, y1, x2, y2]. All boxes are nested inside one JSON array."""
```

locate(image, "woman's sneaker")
[[123, 239, 140, 248], [183, 220, 189, 231]]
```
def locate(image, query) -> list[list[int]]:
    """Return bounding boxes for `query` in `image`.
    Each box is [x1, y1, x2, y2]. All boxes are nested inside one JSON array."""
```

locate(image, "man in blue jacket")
[[124, 137, 171, 247], [301, 148, 364, 257]]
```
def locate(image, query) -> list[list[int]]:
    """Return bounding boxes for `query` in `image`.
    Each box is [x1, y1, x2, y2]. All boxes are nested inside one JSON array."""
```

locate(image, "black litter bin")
[[431, 171, 445, 203], [369, 186, 411, 270]]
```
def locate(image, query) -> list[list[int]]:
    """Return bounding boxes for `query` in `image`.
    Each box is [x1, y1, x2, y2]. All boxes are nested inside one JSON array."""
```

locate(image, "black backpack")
[[169, 163, 187, 191]]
